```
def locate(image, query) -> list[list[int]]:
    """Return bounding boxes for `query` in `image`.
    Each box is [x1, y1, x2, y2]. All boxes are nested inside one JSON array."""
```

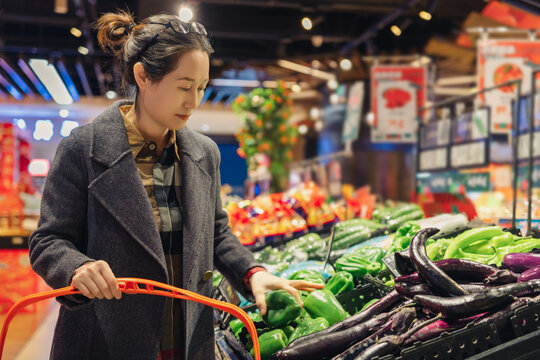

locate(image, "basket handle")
[[0, 277, 260, 360]]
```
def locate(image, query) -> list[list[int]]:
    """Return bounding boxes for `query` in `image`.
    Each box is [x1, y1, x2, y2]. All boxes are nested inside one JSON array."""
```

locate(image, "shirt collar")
[[120, 104, 180, 161]]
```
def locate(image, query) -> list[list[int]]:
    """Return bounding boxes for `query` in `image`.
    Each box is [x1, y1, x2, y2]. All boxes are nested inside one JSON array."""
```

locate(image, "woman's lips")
[[176, 114, 190, 121]]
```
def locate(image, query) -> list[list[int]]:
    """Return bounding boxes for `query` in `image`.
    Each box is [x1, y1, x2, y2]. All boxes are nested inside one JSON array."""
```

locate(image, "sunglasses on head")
[[136, 19, 208, 60]]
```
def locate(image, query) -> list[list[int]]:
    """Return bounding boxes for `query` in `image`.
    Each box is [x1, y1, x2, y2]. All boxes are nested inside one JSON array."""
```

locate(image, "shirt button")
[[202, 270, 213, 282], [148, 143, 156, 151]]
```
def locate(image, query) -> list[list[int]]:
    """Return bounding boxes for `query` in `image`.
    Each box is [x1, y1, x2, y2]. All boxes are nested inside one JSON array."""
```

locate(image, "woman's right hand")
[[71, 260, 122, 300]]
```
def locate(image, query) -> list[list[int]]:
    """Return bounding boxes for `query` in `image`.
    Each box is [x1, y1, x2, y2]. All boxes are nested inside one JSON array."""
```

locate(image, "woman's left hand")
[[248, 271, 324, 315]]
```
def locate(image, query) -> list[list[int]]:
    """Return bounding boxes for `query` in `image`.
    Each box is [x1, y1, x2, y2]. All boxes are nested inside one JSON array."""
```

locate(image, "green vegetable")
[[262, 290, 302, 327], [387, 209, 425, 231], [426, 239, 451, 261], [288, 270, 326, 285], [334, 253, 383, 279], [333, 230, 371, 250], [463, 239, 495, 256], [457, 249, 497, 264], [489, 232, 515, 248], [360, 298, 380, 311], [324, 271, 354, 295], [288, 317, 329, 343], [349, 246, 385, 263], [443, 226, 504, 259], [303, 289, 350, 325], [250, 329, 288, 360], [212, 272, 224, 287], [286, 233, 326, 256], [231, 312, 261, 338], [279, 325, 295, 341], [384, 279, 395, 287], [495, 238, 540, 266], [389, 222, 421, 253], [257, 246, 283, 264]]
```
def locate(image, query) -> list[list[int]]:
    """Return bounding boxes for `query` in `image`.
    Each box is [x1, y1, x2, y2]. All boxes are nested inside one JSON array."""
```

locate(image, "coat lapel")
[[88, 100, 167, 277], [176, 128, 212, 284]]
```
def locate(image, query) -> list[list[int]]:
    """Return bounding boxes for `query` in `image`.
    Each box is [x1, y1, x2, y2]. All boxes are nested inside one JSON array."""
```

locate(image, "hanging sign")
[[371, 66, 426, 143]]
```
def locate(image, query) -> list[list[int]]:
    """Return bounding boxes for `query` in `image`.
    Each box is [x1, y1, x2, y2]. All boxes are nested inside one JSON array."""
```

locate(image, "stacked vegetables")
[[371, 203, 424, 231], [270, 228, 540, 360]]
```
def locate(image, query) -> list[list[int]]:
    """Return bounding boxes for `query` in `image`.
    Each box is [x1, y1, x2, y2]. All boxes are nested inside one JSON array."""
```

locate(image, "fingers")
[[71, 260, 121, 300], [284, 285, 303, 307], [253, 290, 268, 316], [289, 280, 325, 292]]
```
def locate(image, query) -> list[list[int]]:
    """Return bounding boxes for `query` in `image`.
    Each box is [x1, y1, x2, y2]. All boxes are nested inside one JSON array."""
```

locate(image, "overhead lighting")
[[328, 60, 338, 69], [201, 124, 210, 132], [28, 159, 50, 177], [106, 90, 117, 99], [14, 119, 27, 130], [60, 120, 80, 137], [419, 11, 432, 21], [314, 121, 324, 132], [70, 27, 82, 37], [59, 109, 69, 118], [311, 60, 321, 69], [57, 60, 80, 102], [298, 124, 309, 135], [0, 58, 34, 97], [311, 35, 323, 47], [29, 59, 73, 105], [19, 59, 52, 101], [366, 112, 375, 126], [0, 73, 23, 100], [327, 79, 338, 90], [54, 0, 68, 14], [75, 61, 92, 96], [179, 6, 194, 22], [330, 93, 339, 105], [291, 84, 302, 93], [211, 79, 261, 87], [310, 107, 321, 120], [77, 46, 89, 55], [33, 120, 54, 141], [391, 25, 402, 37], [302, 17, 313, 30], [277, 59, 335, 81], [340, 59, 352, 71]]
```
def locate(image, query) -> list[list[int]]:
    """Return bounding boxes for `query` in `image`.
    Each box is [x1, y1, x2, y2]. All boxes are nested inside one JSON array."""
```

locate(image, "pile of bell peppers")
[[425, 226, 540, 266], [334, 245, 386, 279], [232, 288, 349, 360]]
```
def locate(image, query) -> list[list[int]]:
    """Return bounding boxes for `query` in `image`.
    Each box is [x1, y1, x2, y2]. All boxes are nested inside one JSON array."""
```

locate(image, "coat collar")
[[90, 99, 205, 167]]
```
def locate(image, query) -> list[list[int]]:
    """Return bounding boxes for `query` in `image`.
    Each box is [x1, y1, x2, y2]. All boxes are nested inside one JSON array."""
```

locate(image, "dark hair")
[[94, 10, 214, 97]]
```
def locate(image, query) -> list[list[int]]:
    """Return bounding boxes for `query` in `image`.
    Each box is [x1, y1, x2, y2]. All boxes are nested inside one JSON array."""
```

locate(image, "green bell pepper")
[[262, 290, 302, 327], [324, 271, 354, 295], [250, 329, 288, 360], [288, 317, 329, 343], [304, 289, 350, 325], [232, 312, 261, 338], [279, 325, 295, 342], [286, 233, 326, 256], [288, 270, 326, 285], [426, 239, 451, 261], [257, 246, 283, 265], [350, 246, 385, 263], [334, 254, 382, 279]]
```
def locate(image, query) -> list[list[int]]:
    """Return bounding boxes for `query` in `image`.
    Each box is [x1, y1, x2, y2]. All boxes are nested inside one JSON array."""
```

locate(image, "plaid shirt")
[[120, 105, 184, 360]]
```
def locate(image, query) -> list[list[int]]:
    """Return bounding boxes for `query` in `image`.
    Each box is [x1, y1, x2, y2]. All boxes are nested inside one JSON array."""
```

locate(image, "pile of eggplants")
[[271, 228, 540, 360]]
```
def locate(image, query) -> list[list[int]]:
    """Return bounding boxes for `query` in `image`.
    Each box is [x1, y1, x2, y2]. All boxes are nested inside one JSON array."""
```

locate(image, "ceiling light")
[[28, 159, 50, 177], [277, 60, 334, 81], [330, 93, 339, 105], [29, 59, 73, 105], [179, 7, 193, 22], [70, 27, 82, 37], [328, 60, 338, 69], [60, 120, 79, 137], [33, 120, 54, 141], [18, 59, 51, 101], [106, 90, 117, 99], [302, 17, 313, 30], [311, 35, 323, 47], [391, 25, 402, 36], [298, 124, 308, 134], [311, 60, 321, 69], [291, 84, 302, 93], [59, 109, 69, 118], [340, 59, 352, 71], [14, 119, 27, 130], [327, 79, 338, 90], [310, 107, 321, 120], [57, 60, 80, 102], [77, 46, 89, 55], [419, 11, 432, 21]]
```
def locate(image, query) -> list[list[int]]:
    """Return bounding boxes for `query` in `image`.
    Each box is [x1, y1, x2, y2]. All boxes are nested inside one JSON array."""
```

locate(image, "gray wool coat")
[[29, 99, 260, 360]]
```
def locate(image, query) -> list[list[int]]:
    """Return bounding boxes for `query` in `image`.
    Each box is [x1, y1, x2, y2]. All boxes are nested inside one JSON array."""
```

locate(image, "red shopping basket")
[[0, 278, 261, 360]]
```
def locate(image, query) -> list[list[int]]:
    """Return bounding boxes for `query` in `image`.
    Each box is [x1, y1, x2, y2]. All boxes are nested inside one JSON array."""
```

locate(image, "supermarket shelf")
[[0, 235, 29, 249]]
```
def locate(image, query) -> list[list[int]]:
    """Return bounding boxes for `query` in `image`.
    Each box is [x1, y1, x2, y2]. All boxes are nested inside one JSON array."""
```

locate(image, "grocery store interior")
[[2, 0, 540, 359]]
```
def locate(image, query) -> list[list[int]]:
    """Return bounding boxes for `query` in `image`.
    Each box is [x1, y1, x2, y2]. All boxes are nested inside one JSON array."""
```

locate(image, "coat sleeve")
[[210, 143, 262, 299], [29, 131, 95, 309]]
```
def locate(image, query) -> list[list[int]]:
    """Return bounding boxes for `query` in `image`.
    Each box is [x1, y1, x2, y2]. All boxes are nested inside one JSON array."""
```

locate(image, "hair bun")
[[94, 10, 136, 56]]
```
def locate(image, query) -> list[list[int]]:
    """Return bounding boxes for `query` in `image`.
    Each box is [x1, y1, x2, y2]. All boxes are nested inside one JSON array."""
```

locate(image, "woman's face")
[[141, 49, 209, 131]]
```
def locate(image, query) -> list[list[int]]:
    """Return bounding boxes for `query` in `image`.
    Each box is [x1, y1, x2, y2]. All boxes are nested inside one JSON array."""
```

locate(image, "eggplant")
[[403, 320, 454, 345], [409, 228, 468, 296], [353, 315, 442, 360], [414, 280, 540, 318], [277, 290, 403, 351], [395, 282, 434, 297], [503, 253, 540, 273], [395, 258, 517, 285], [518, 265, 540, 282], [331, 307, 417, 360], [272, 310, 394, 359], [474, 297, 532, 328]]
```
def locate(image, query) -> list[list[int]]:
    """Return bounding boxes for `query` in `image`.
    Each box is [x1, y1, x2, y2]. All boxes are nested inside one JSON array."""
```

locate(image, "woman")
[[29, 10, 322, 360]]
